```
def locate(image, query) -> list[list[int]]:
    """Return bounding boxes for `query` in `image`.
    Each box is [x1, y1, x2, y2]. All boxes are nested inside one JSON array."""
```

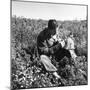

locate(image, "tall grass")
[[11, 16, 88, 89]]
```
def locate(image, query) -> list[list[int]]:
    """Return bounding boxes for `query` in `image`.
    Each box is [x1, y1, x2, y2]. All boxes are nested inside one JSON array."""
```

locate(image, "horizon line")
[[12, 15, 87, 21]]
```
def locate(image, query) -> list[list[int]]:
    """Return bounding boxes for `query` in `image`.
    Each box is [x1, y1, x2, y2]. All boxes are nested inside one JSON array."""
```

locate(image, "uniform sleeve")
[[37, 34, 50, 55], [49, 43, 62, 54]]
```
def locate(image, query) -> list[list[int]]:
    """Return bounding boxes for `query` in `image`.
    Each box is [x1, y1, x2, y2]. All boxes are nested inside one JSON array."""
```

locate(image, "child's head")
[[69, 32, 74, 38]]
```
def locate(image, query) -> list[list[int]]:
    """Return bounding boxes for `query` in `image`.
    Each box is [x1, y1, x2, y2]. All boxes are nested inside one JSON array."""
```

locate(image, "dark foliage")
[[11, 16, 88, 89]]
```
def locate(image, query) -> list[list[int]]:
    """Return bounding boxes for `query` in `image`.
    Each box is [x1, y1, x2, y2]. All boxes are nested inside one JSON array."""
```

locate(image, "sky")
[[12, 0, 87, 21]]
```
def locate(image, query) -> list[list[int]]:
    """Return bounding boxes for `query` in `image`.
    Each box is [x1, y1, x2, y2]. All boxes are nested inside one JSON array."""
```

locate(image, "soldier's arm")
[[49, 43, 62, 54], [37, 32, 62, 55], [38, 42, 62, 55]]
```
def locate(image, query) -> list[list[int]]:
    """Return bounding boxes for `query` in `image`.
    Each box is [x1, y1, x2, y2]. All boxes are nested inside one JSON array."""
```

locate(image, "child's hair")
[[68, 32, 74, 37]]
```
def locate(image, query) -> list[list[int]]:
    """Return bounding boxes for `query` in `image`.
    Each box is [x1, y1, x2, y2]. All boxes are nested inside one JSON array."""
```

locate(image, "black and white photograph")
[[11, 0, 88, 89]]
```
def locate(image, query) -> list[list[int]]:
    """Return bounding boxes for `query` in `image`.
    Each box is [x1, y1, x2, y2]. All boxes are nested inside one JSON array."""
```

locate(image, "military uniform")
[[37, 28, 62, 72]]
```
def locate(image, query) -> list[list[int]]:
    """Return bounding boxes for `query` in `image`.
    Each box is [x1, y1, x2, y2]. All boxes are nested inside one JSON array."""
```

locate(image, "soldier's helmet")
[[48, 19, 58, 29]]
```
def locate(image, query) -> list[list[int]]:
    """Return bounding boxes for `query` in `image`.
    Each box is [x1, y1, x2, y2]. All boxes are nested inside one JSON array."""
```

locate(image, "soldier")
[[37, 19, 68, 80]]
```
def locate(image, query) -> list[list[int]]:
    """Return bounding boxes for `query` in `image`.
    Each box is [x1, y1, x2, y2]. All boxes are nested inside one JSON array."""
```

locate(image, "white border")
[[0, 0, 89, 90]]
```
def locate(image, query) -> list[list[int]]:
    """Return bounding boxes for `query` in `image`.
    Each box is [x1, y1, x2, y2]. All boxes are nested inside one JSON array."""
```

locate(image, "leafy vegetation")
[[11, 16, 88, 89]]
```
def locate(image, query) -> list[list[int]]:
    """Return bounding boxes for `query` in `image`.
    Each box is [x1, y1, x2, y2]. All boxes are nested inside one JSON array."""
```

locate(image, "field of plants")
[[11, 16, 88, 89]]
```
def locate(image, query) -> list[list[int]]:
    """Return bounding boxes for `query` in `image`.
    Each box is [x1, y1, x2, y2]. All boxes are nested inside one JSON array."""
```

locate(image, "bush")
[[11, 16, 87, 89]]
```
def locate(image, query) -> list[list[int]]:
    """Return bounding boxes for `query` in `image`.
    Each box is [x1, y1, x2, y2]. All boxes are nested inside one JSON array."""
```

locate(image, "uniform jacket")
[[37, 28, 62, 56]]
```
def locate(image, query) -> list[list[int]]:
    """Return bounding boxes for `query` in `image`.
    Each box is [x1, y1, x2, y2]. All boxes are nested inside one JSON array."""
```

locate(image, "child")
[[65, 32, 77, 60]]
